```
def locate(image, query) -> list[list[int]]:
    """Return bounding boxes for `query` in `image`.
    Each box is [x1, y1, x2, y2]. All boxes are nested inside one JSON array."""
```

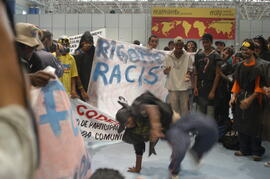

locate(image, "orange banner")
[[152, 8, 236, 40]]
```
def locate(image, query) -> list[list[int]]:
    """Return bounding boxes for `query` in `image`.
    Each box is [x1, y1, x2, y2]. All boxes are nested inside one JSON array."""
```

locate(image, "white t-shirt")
[[164, 51, 193, 91]]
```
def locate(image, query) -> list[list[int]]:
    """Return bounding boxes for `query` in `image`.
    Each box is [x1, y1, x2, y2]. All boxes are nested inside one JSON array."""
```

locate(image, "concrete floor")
[[90, 141, 270, 179]]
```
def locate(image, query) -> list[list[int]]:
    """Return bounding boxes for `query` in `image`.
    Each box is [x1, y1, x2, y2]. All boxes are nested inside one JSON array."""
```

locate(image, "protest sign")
[[87, 37, 168, 117], [31, 80, 91, 179], [71, 99, 123, 142]]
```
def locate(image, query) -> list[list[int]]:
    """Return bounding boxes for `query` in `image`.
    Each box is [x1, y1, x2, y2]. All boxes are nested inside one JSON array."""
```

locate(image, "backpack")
[[220, 121, 239, 150]]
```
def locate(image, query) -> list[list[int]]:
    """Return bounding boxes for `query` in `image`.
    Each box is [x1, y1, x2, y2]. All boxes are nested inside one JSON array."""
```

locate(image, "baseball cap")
[[174, 36, 184, 44], [201, 33, 213, 42], [15, 23, 43, 48]]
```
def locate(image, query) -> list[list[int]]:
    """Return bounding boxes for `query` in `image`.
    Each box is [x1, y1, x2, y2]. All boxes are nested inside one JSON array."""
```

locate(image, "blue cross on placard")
[[39, 80, 68, 136]]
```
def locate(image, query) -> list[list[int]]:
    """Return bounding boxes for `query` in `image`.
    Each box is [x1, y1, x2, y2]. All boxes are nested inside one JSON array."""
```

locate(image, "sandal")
[[234, 151, 245, 156], [252, 155, 262, 161], [264, 161, 270, 167]]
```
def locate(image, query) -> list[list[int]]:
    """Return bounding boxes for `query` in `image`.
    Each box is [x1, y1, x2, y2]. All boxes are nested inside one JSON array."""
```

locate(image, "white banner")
[[71, 98, 123, 142], [87, 37, 168, 117], [69, 28, 106, 54], [31, 79, 91, 179]]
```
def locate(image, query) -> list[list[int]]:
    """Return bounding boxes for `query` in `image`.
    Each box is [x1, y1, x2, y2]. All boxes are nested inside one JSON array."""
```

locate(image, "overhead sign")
[[152, 7, 236, 40]]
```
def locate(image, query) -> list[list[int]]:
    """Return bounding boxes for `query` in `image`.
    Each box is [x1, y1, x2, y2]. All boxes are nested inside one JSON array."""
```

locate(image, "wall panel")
[[27, 15, 39, 26], [52, 14, 65, 38], [65, 14, 79, 36], [78, 14, 92, 33], [39, 14, 52, 32]]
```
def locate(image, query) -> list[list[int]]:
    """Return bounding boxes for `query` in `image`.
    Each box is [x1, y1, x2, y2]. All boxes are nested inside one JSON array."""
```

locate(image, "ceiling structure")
[[29, 0, 270, 19]]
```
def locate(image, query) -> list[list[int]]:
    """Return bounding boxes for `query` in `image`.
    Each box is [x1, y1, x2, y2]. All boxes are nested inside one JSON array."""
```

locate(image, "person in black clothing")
[[73, 31, 95, 101], [229, 39, 265, 161], [258, 58, 270, 167], [194, 33, 221, 118], [253, 35, 270, 62], [116, 92, 172, 173], [215, 47, 234, 130], [263, 70, 270, 167], [116, 92, 218, 179]]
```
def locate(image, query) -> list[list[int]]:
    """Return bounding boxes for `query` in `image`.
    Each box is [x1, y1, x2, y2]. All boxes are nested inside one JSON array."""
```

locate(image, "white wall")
[[15, 14, 270, 50], [15, 0, 29, 14]]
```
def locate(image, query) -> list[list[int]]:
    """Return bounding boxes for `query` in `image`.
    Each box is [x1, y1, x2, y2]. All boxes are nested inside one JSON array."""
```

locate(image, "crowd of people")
[[1, 0, 270, 178], [121, 33, 270, 178], [162, 33, 270, 167]]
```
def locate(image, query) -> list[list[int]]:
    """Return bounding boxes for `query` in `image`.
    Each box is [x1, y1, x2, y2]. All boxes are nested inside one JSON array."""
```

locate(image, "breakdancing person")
[[116, 91, 218, 179]]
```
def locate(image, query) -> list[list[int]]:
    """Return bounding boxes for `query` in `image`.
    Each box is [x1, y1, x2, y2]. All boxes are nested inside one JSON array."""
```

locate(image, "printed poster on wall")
[[152, 7, 236, 40], [87, 37, 168, 117]]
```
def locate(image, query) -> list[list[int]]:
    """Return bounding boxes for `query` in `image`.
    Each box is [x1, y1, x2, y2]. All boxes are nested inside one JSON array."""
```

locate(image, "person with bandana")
[[229, 39, 265, 161], [73, 31, 95, 101]]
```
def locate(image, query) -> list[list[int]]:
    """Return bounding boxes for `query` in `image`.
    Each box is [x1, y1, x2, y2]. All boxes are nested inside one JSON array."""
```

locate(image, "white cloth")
[[0, 105, 37, 179], [164, 51, 193, 91]]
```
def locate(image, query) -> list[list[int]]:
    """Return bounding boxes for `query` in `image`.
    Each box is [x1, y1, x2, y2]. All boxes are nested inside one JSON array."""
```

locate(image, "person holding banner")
[[74, 31, 95, 100], [115, 92, 218, 179], [147, 35, 159, 49]]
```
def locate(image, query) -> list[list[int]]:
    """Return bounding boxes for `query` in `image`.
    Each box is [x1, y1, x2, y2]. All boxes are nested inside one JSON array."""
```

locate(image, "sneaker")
[[252, 155, 262, 161], [264, 161, 270, 167]]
